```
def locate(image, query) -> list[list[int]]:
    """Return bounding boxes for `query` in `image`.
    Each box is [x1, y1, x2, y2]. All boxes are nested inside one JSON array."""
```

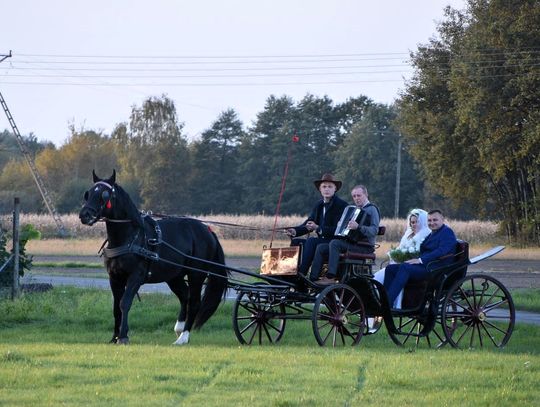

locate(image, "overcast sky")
[[1, 0, 467, 147]]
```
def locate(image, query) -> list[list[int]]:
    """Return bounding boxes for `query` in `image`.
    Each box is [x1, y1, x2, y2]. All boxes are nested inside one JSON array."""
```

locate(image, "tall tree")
[[115, 95, 191, 213], [238, 94, 369, 215], [35, 129, 118, 212], [334, 103, 423, 217], [238, 95, 297, 214], [189, 109, 245, 214], [398, 0, 540, 244]]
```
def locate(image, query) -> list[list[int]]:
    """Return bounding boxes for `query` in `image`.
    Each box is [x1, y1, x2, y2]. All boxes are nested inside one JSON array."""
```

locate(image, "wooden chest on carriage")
[[260, 246, 300, 276]]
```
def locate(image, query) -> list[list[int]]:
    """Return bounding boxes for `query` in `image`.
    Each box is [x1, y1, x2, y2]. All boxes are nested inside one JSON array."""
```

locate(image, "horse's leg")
[[117, 273, 144, 344], [173, 275, 203, 346], [109, 277, 126, 343], [166, 275, 188, 337]]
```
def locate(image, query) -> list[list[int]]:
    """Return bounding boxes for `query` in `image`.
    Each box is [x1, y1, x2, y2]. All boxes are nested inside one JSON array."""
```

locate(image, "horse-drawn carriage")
[[80, 171, 515, 348], [233, 239, 515, 348]]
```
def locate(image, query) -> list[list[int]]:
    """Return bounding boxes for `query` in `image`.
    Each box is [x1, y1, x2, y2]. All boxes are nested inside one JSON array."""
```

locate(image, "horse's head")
[[79, 170, 117, 226]]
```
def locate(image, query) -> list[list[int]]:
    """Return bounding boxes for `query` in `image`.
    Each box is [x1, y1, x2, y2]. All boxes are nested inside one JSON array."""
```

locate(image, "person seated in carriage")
[[373, 208, 431, 308], [310, 184, 380, 284], [383, 209, 457, 308], [285, 173, 348, 278]]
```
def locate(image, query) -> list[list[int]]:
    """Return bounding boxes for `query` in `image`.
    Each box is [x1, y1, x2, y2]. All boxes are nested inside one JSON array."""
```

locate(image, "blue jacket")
[[293, 195, 348, 239], [419, 224, 457, 267]]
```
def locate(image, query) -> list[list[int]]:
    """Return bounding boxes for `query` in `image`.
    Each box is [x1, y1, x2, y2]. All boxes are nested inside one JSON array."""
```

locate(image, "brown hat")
[[314, 173, 342, 191]]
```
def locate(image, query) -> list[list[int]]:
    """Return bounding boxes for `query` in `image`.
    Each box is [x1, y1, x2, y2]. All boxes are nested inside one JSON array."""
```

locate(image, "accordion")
[[334, 205, 361, 237]]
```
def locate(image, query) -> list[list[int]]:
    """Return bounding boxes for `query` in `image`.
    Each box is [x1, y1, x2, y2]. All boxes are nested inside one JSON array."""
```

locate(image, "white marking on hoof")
[[173, 330, 190, 345], [174, 320, 185, 337]]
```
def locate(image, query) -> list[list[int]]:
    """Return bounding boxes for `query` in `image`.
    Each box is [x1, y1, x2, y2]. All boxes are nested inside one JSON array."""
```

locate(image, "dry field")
[[5, 213, 540, 260], [4, 213, 500, 243], [25, 238, 540, 261]]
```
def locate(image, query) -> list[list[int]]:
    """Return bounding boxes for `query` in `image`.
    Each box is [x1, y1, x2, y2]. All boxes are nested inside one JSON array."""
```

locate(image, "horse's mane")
[[113, 182, 145, 229]]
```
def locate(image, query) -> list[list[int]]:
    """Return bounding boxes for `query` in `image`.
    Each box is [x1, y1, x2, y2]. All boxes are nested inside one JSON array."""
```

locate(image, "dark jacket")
[[419, 224, 457, 268], [293, 195, 348, 239]]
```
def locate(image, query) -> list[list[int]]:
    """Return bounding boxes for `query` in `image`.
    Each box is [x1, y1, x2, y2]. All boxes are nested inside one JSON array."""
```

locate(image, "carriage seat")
[[401, 240, 469, 309], [339, 251, 376, 261], [337, 226, 386, 277]]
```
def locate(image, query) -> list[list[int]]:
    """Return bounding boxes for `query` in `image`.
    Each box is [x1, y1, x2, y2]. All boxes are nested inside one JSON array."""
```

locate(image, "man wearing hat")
[[286, 173, 348, 277]]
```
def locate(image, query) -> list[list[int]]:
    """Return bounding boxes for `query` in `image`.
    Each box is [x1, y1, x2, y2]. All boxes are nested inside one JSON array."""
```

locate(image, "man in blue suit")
[[383, 209, 457, 307]]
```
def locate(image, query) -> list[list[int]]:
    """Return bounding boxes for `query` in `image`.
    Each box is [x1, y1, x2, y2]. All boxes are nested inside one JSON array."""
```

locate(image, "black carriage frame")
[[230, 240, 515, 348]]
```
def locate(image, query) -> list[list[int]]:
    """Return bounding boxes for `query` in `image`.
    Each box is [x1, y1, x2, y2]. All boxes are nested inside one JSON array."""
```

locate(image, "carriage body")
[[232, 239, 515, 349]]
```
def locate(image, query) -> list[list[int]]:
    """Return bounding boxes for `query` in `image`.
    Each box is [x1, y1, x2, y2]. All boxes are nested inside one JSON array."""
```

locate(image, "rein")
[[148, 212, 293, 233], [98, 218, 132, 223], [100, 214, 295, 288]]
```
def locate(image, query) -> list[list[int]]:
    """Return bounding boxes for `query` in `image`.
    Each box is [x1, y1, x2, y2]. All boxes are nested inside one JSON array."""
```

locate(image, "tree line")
[[0, 0, 538, 245], [0, 95, 423, 218]]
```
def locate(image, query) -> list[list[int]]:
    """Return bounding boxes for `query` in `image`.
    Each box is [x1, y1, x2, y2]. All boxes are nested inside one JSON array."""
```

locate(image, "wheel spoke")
[[453, 322, 473, 347], [247, 322, 260, 344], [482, 319, 511, 335], [475, 323, 483, 347], [321, 325, 335, 345], [262, 322, 274, 342], [482, 298, 509, 313], [239, 319, 257, 335], [479, 322, 505, 347]]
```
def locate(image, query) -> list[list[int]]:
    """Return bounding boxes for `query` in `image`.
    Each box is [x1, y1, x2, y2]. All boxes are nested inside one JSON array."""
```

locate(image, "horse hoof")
[[117, 337, 130, 345], [173, 331, 190, 345]]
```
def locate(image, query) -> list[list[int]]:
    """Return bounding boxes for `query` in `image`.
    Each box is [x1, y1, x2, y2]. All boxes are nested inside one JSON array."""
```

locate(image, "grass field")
[[4, 228, 539, 405], [1, 287, 539, 406]]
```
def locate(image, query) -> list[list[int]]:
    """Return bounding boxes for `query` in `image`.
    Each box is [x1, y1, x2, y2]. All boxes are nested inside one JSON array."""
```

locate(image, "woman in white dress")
[[373, 208, 430, 308]]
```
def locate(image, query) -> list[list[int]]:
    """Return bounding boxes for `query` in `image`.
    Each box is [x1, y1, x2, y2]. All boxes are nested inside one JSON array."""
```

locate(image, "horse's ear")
[[110, 169, 116, 184], [92, 169, 99, 183]]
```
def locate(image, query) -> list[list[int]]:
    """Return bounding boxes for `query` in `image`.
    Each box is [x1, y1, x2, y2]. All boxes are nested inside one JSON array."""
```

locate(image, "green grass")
[[512, 289, 540, 313], [33, 261, 103, 269], [1, 288, 539, 406]]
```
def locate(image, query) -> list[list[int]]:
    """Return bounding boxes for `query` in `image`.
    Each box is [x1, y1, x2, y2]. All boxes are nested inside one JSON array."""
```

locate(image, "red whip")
[[270, 135, 299, 247]]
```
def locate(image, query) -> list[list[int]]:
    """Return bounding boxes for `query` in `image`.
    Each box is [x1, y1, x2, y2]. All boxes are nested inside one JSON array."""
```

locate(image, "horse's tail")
[[193, 234, 228, 329]]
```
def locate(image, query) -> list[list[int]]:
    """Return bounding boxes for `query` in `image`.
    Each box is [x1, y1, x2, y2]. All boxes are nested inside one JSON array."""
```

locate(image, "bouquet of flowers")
[[388, 245, 420, 263]]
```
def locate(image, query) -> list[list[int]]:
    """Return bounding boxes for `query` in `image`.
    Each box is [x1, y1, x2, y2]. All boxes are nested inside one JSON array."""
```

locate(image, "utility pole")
[[394, 133, 402, 218], [0, 51, 68, 237]]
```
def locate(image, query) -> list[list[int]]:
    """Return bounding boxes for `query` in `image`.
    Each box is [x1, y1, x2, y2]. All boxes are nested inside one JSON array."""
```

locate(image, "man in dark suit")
[[286, 174, 348, 276], [383, 209, 457, 307]]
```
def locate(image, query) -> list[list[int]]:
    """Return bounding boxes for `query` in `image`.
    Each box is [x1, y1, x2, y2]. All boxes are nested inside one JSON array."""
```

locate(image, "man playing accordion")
[[309, 184, 380, 284]]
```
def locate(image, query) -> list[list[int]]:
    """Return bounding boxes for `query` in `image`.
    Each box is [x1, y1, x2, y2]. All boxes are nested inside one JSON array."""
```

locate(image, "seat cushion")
[[339, 252, 376, 261]]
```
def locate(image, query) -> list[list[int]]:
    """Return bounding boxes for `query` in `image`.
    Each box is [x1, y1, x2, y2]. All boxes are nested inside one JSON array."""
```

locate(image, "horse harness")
[[100, 214, 164, 282]]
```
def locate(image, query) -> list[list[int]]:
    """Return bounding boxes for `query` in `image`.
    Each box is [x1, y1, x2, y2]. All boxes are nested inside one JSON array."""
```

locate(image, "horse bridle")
[[83, 180, 130, 225]]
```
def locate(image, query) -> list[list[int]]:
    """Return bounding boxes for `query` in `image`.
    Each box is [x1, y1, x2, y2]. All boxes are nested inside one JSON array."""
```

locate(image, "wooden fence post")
[[11, 197, 20, 299]]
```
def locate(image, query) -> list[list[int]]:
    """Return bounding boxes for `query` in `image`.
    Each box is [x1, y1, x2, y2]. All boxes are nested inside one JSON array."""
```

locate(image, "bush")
[[0, 223, 40, 289]]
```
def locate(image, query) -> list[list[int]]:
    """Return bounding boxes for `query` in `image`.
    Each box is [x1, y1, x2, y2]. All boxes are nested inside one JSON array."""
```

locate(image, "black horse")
[[79, 170, 228, 345]]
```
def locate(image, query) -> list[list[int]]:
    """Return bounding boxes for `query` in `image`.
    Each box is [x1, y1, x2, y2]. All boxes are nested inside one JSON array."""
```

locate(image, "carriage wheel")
[[232, 290, 286, 345], [312, 284, 366, 347], [441, 274, 515, 348], [387, 310, 449, 348]]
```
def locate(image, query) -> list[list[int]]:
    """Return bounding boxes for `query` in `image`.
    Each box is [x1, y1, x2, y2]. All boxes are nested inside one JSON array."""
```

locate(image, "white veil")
[[398, 208, 430, 250]]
